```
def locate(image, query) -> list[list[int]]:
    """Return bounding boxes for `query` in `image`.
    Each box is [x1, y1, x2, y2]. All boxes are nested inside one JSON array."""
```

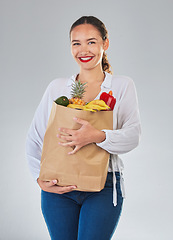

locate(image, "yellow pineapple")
[[69, 80, 87, 106]]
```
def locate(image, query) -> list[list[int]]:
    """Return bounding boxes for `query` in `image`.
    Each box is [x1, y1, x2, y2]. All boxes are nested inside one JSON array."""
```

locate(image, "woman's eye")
[[72, 43, 80, 46], [88, 41, 96, 45]]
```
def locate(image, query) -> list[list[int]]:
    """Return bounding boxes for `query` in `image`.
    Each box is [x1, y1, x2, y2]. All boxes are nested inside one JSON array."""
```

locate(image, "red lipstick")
[[79, 57, 94, 63]]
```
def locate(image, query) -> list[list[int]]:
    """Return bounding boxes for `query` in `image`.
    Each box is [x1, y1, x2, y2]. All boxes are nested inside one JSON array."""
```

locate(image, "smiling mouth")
[[78, 57, 94, 63]]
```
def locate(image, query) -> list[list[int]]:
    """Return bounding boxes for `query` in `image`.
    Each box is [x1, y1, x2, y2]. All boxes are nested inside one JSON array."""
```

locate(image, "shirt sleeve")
[[25, 83, 53, 181], [96, 78, 141, 155]]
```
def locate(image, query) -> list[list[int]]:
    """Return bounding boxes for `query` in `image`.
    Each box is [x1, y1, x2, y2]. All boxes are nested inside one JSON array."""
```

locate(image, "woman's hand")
[[37, 178, 77, 194], [57, 117, 106, 154]]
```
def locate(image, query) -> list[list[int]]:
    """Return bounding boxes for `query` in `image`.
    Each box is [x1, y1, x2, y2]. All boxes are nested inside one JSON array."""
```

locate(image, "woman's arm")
[[26, 84, 51, 181], [26, 80, 78, 193], [58, 78, 141, 155], [58, 117, 106, 154], [96, 78, 141, 154]]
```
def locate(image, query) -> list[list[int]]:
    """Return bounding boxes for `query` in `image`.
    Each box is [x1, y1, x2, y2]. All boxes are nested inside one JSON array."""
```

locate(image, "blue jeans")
[[41, 172, 123, 240]]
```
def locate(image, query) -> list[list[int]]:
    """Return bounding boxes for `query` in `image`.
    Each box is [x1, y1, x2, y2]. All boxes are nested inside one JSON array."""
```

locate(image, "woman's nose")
[[79, 44, 89, 55]]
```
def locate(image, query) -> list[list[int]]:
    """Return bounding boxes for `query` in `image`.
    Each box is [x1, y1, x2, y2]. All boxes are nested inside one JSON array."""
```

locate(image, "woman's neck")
[[76, 67, 105, 85]]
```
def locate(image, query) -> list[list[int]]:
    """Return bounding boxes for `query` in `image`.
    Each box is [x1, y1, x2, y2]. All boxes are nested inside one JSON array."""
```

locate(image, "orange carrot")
[[109, 90, 113, 96]]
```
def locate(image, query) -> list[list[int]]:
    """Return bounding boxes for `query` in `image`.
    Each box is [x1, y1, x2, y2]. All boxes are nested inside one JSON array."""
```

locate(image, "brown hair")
[[70, 16, 113, 74]]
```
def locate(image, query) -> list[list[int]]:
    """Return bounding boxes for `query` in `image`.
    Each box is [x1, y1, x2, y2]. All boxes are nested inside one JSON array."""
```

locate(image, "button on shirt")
[[26, 72, 141, 206]]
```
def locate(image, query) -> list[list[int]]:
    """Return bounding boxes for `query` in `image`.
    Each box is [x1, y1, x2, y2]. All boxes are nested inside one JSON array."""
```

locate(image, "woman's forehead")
[[70, 24, 102, 40]]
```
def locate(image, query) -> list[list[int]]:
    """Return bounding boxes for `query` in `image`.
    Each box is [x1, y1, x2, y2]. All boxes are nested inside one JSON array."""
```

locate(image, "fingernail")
[[52, 180, 57, 184], [72, 186, 77, 189], [73, 117, 77, 120]]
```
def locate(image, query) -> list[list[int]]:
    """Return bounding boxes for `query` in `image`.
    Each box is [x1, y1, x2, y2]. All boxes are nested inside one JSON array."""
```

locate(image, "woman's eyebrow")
[[87, 38, 97, 41], [71, 38, 97, 43], [71, 40, 80, 42]]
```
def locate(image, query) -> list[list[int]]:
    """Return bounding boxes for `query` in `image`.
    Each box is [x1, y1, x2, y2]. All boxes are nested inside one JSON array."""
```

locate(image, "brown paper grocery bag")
[[39, 102, 113, 192]]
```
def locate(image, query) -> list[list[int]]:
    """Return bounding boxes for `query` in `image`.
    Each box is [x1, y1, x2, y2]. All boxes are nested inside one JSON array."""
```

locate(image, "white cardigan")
[[26, 72, 141, 206]]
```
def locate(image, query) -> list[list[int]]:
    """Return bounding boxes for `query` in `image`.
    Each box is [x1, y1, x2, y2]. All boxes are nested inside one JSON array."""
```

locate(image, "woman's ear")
[[103, 38, 109, 51]]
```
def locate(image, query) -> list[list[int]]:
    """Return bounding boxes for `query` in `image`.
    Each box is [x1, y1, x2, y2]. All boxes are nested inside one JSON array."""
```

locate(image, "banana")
[[86, 100, 110, 109], [67, 100, 110, 112], [85, 104, 109, 111], [83, 106, 97, 112], [86, 101, 110, 111], [88, 100, 108, 107]]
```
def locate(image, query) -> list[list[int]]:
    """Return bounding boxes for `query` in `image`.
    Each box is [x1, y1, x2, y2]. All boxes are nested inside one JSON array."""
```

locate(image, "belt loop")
[[111, 158, 117, 206], [117, 157, 126, 198]]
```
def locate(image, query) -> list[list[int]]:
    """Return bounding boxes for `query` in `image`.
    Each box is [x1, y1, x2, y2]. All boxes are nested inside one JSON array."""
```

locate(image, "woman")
[[26, 16, 141, 240]]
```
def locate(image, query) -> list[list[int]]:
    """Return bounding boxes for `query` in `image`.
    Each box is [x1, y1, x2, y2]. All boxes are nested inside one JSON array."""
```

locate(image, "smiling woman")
[[70, 20, 111, 80], [70, 16, 112, 75], [26, 16, 141, 240]]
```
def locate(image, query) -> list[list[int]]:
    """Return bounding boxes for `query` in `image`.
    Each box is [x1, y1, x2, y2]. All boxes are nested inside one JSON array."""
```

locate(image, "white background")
[[1, 0, 173, 239]]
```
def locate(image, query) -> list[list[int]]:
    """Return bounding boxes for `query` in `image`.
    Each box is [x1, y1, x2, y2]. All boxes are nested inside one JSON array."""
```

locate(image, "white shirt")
[[26, 72, 141, 206]]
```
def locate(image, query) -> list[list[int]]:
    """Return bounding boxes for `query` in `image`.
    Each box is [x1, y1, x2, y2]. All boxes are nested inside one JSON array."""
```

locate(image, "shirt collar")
[[67, 72, 112, 89]]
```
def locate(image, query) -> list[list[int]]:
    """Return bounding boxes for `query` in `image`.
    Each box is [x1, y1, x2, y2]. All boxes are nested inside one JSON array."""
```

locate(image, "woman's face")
[[70, 24, 109, 71]]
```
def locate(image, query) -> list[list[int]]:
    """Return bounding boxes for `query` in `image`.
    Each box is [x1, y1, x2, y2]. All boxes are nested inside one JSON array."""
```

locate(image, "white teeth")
[[80, 57, 93, 61]]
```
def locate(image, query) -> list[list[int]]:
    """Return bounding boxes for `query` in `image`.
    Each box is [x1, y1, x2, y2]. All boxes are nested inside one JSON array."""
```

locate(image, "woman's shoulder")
[[112, 74, 134, 85], [46, 73, 77, 90], [44, 77, 70, 95], [107, 74, 137, 100], [43, 76, 73, 100], [47, 77, 69, 89], [111, 74, 136, 90]]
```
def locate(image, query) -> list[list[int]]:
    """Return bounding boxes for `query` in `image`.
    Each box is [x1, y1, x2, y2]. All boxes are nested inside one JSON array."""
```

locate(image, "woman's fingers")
[[58, 141, 74, 147], [58, 127, 74, 136], [37, 178, 77, 194], [73, 117, 88, 126], [57, 118, 92, 154], [58, 118, 88, 137], [68, 145, 81, 155], [57, 134, 73, 142], [48, 185, 77, 194], [45, 179, 57, 187], [56, 185, 77, 194], [38, 179, 57, 189]]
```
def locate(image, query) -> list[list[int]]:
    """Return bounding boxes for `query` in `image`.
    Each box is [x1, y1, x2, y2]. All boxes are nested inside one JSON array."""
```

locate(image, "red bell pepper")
[[100, 91, 116, 110]]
